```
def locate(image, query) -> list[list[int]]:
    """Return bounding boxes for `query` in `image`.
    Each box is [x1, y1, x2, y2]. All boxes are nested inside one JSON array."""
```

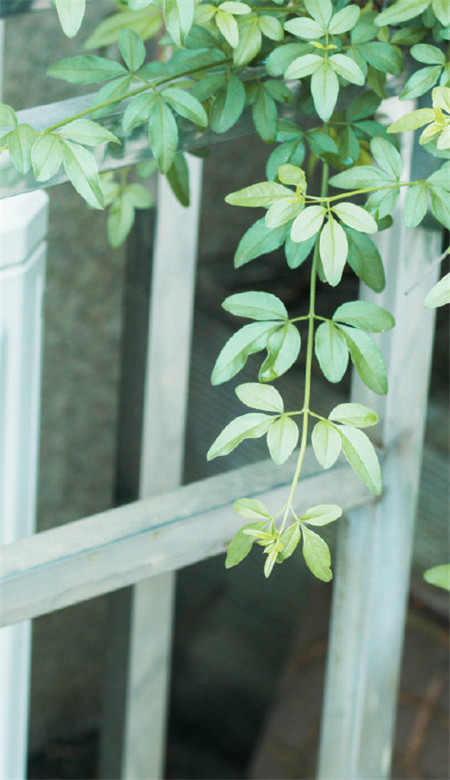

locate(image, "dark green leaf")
[[345, 227, 385, 292], [166, 153, 190, 206], [234, 218, 289, 268], [210, 74, 246, 133]]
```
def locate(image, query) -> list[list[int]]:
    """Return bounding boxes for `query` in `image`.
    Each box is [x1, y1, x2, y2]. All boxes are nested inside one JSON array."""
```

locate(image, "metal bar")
[[318, 98, 442, 779], [1, 449, 375, 628]]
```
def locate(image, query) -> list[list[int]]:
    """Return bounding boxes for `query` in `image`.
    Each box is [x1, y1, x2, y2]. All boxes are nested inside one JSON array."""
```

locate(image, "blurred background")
[[3, 2, 449, 778]]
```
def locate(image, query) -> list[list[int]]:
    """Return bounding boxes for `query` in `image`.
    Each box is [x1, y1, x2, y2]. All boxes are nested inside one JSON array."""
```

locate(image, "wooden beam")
[[1, 451, 375, 628]]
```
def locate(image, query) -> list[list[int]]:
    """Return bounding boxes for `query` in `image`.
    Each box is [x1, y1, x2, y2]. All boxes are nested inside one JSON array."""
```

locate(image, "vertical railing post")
[[0, 191, 48, 780], [99, 156, 203, 779], [318, 100, 442, 778]]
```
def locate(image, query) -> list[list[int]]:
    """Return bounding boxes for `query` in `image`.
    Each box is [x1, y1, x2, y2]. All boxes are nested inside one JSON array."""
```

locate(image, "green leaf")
[[427, 163, 450, 192], [216, 10, 239, 48], [166, 153, 190, 207], [118, 28, 146, 72], [58, 119, 119, 146], [404, 183, 429, 228], [123, 93, 157, 133], [266, 43, 312, 77], [236, 382, 284, 412], [85, 8, 163, 49], [284, 17, 324, 40], [432, 0, 450, 26], [62, 140, 104, 209], [211, 322, 278, 385], [345, 227, 385, 293], [320, 216, 348, 286], [265, 197, 302, 228], [55, 0, 86, 38], [291, 205, 326, 242], [376, 0, 430, 27], [163, 0, 194, 47], [107, 192, 135, 248], [226, 181, 293, 208], [301, 527, 332, 582], [277, 524, 301, 561], [267, 416, 299, 465], [233, 16, 262, 67], [329, 165, 389, 189], [259, 323, 301, 382], [91, 75, 133, 118], [346, 91, 381, 123], [333, 301, 394, 332], [305, 0, 333, 28], [329, 54, 365, 84], [148, 99, 178, 173], [337, 125, 360, 166], [233, 499, 271, 520], [222, 291, 288, 321], [358, 42, 403, 76], [314, 321, 349, 383], [234, 218, 289, 268], [311, 62, 339, 122], [252, 86, 278, 143], [300, 504, 343, 526], [0, 103, 17, 129], [423, 563, 450, 591], [338, 324, 388, 395], [284, 53, 323, 80], [424, 272, 450, 308], [329, 5, 360, 34], [258, 15, 284, 41], [429, 186, 450, 230], [339, 425, 382, 494], [210, 74, 246, 133], [162, 87, 208, 127], [285, 233, 316, 269], [329, 402, 379, 428], [48, 55, 126, 84], [125, 183, 153, 209], [267, 139, 306, 182], [400, 66, 442, 100], [370, 137, 402, 180], [387, 108, 435, 133], [31, 134, 63, 181], [411, 44, 445, 65], [8, 124, 38, 174], [207, 413, 274, 459], [333, 203, 378, 234], [225, 521, 267, 568], [311, 420, 342, 469]]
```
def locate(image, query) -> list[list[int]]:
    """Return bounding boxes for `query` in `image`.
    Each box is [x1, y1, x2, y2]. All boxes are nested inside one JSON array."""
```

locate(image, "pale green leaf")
[[48, 55, 126, 84], [85, 8, 163, 49], [265, 197, 302, 228], [148, 99, 178, 173], [0, 103, 17, 129], [31, 134, 63, 181], [358, 42, 403, 76], [55, 0, 86, 38], [284, 53, 324, 80], [314, 321, 349, 383], [370, 137, 402, 180], [339, 424, 382, 494], [404, 183, 429, 228], [432, 0, 450, 26], [222, 291, 288, 320], [225, 521, 267, 568], [162, 87, 208, 127], [284, 17, 324, 40], [278, 524, 301, 561], [332, 203, 378, 234], [258, 15, 284, 41], [320, 216, 349, 286], [266, 43, 312, 77], [329, 54, 365, 85], [277, 164, 306, 188], [423, 563, 450, 590], [207, 413, 274, 459], [125, 183, 153, 209], [234, 217, 289, 268], [329, 5, 360, 34], [424, 272, 450, 308], [305, 0, 333, 27], [107, 192, 135, 248], [226, 181, 293, 208], [236, 382, 284, 412], [291, 205, 326, 242], [233, 499, 271, 519], [259, 323, 301, 382], [329, 402, 379, 428], [338, 324, 388, 395], [220, 2, 251, 14], [62, 140, 104, 209], [58, 119, 119, 146], [429, 186, 450, 230], [8, 124, 39, 174], [387, 108, 435, 133], [300, 504, 343, 526], [311, 420, 342, 469], [123, 93, 157, 133], [400, 66, 442, 100], [210, 73, 246, 133], [329, 166, 389, 190], [211, 322, 278, 385], [411, 44, 445, 65], [216, 10, 239, 48], [302, 526, 332, 582], [233, 16, 262, 67], [375, 0, 430, 27], [267, 416, 299, 465], [311, 62, 339, 122], [118, 28, 146, 72], [163, 0, 194, 47], [333, 301, 394, 332]]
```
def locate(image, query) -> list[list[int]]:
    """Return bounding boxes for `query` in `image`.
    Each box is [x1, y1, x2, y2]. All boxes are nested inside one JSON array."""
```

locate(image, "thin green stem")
[[307, 180, 421, 204]]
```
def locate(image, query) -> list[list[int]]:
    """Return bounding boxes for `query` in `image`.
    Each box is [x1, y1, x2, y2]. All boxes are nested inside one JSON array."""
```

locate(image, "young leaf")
[[339, 425, 382, 494], [423, 563, 450, 591], [58, 119, 119, 146], [329, 403, 379, 428], [320, 216, 349, 286], [267, 416, 299, 465], [48, 55, 126, 84], [216, 9, 239, 48], [311, 62, 339, 122], [338, 325, 388, 395], [314, 321, 349, 383], [234, 218, 289, 268], [8, 124, 39, 174], [211, 322, 278, 385], [258, 323, 301, 382], [226, 181, 293, 208], [300, 504, 343, 526], [55, 0, 86, 38], [312, 420, 342, 469], [233, 499, 271, 520], [162, 87, 208, 127], [225, 521, 267, 568], [291, 205, 326, 243], [277, 524, 301, 561], [265, 198, 302, 229], [423, 273, 450, 309], [207, 413, 274, 459], [118, 29, 146, 72], [236, 382, 284, 412], [332, 301, 395, 332], [31, 134, 63, 181], [284, 53, 323, 80], [222, 291, 288, 321], [62, 140, 104, 209], [0, 103, 17, 129], [332, 203, 377, 234], [148, 99, 178, 173], [301, 527, 332, 582]]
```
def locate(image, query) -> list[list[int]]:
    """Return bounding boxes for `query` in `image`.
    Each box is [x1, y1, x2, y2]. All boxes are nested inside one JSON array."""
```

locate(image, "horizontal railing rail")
[[1, 448, 376, 627]]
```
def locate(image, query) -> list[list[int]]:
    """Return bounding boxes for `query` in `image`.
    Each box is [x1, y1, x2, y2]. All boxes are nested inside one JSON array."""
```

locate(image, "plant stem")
[[279, 159, 329, 533]]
